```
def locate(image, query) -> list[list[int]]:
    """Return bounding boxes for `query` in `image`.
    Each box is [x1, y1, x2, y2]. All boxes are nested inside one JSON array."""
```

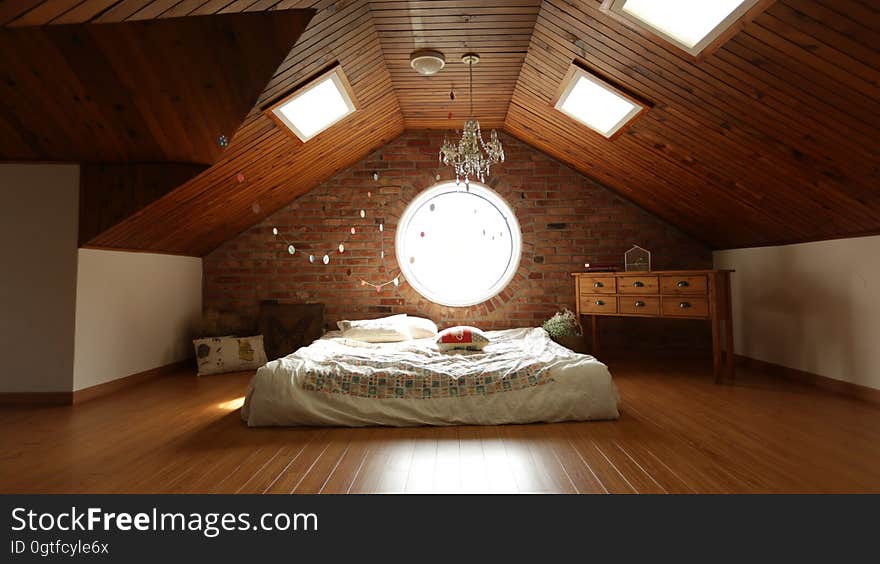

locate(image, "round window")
[[396, 182, 521, 307]]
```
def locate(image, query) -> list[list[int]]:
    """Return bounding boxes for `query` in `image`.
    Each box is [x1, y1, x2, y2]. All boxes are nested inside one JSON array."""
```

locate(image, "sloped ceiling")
[[3, 1, 878, 254], [86, 0, 405, 255], [0, 10, 314, 163], [505, 0, 880, 249], [370, 0, 542, 129]]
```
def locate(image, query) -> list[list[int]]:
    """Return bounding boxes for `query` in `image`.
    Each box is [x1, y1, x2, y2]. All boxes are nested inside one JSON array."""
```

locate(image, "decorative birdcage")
[[625, 245, 651, 272]]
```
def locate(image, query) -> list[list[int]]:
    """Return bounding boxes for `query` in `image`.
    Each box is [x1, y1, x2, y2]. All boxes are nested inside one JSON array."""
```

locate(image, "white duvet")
[[241, 327, 619, 427]]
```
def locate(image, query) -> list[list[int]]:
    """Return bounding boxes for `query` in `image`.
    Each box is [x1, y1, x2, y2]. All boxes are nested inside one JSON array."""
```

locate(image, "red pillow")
[[435, 326, 490, 352]]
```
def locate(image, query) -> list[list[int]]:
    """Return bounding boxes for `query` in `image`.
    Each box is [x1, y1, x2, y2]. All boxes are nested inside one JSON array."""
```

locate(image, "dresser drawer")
[[661, 275, 707, 295], [579, 275, 616, 294], [618, 296, 660, 315], [579, 295, 618, 314], [662, 297, 709, 317], [617, 275, 659, 294]]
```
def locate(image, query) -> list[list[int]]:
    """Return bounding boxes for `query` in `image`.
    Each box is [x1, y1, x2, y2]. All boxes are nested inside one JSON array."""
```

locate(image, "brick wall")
[[204, 130, 713, 353]]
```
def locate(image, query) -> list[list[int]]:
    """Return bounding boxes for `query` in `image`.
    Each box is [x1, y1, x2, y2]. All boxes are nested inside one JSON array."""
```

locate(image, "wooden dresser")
[[572, 270, 735, 383]]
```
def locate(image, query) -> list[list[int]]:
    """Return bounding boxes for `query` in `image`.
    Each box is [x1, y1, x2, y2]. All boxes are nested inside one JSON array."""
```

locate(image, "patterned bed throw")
[[297, 329, 559, 400]]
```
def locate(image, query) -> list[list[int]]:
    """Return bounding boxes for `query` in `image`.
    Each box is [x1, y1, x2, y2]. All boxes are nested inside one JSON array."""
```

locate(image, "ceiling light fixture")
[[410, 49, 446, 75], [439, 53, 504, 188]]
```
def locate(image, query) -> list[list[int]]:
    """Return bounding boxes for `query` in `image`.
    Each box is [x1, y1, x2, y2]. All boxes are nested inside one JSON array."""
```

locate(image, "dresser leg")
[[724, 318, 735, 382], [711, 315, 723, 384], [591, 315, 600, 356], [723, 274, 735, 383]]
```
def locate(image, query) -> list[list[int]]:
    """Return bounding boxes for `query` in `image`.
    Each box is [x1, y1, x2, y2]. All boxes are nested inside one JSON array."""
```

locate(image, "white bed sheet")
[[241, 327, 619, 427]]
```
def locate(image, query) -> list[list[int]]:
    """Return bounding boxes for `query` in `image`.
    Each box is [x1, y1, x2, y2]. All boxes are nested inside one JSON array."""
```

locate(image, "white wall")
[[73, 249, 202, 391], [0, 164, 80, 393], [714, 235, 880, 391]]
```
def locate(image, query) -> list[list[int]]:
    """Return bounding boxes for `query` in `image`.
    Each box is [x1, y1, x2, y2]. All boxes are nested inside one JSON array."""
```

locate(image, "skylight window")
[[554, 66, 646, 139], [602, 0, 764, 58], [266, 66, 357, 142]]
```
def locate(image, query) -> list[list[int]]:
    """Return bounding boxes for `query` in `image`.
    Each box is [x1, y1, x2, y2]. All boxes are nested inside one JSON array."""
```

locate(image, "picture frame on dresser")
[[572, 270, 735, 383]]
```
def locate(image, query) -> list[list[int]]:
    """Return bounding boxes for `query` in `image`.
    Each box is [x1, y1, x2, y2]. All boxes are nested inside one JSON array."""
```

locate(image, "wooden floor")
[[2, 358, 879, 494]]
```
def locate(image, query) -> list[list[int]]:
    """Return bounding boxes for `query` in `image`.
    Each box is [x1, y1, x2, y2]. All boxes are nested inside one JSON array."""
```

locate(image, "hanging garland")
[[270, 172, 402, 292], [229, 136, 402, 293], [361, 212, 400, 293]]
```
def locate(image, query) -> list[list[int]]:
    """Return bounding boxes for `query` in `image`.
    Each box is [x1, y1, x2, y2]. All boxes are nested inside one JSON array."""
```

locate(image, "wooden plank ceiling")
[[0, 10, 313, 163], [11, 0, 408, 256], [504, 0, 880, 249], [370, 0, 541, 129], [78, 162, 210, 245], [2, 0, 879, 254]]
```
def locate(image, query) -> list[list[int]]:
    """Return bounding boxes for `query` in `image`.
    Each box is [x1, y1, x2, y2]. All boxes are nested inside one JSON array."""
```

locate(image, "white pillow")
[[194, 335, 268, 376], [407, 316, 438, 339], [337, 314, 412, 343]]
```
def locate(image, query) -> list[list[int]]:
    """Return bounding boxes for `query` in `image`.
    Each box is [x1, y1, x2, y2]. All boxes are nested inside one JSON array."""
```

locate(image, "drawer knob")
[[632, 281, 644, 287], [593, 281, 604, 288], [677, 280, 690, 288], [595, 300, 605, 306], [635, 300, 646, 308], [679, 302, 691, 309]]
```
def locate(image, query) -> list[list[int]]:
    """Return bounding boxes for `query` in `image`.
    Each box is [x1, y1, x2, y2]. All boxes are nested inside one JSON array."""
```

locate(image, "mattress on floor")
[[241, 327, 619, 427]]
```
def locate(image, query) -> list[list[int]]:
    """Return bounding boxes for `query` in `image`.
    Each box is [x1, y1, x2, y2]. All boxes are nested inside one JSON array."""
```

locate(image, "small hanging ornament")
[[379, 223, 384, 232], [309, 255, 315, 263], [360, 209, 366, 218], [372, 171, 380, 181], [367, 191, 372, 199], [360, 274, 403, 292], [273, 227, 300, 256], [217, 134, 229, 149], [236, 173, 245, 183], [322, 254, 330, 265], [350, 227, 356, 235], [338, 243, 345, 253]]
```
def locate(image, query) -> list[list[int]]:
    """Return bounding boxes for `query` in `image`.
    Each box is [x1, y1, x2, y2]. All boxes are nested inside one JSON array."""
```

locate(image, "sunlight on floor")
[[217, 397, 245, 411]]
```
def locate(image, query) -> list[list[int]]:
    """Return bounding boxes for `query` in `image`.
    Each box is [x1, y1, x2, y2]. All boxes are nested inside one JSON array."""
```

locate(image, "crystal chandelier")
[[439, 53, 504, 188]]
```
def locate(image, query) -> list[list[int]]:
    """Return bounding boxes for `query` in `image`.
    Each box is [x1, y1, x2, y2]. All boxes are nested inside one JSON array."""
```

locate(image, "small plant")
[[542, 308, 580, 339]]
